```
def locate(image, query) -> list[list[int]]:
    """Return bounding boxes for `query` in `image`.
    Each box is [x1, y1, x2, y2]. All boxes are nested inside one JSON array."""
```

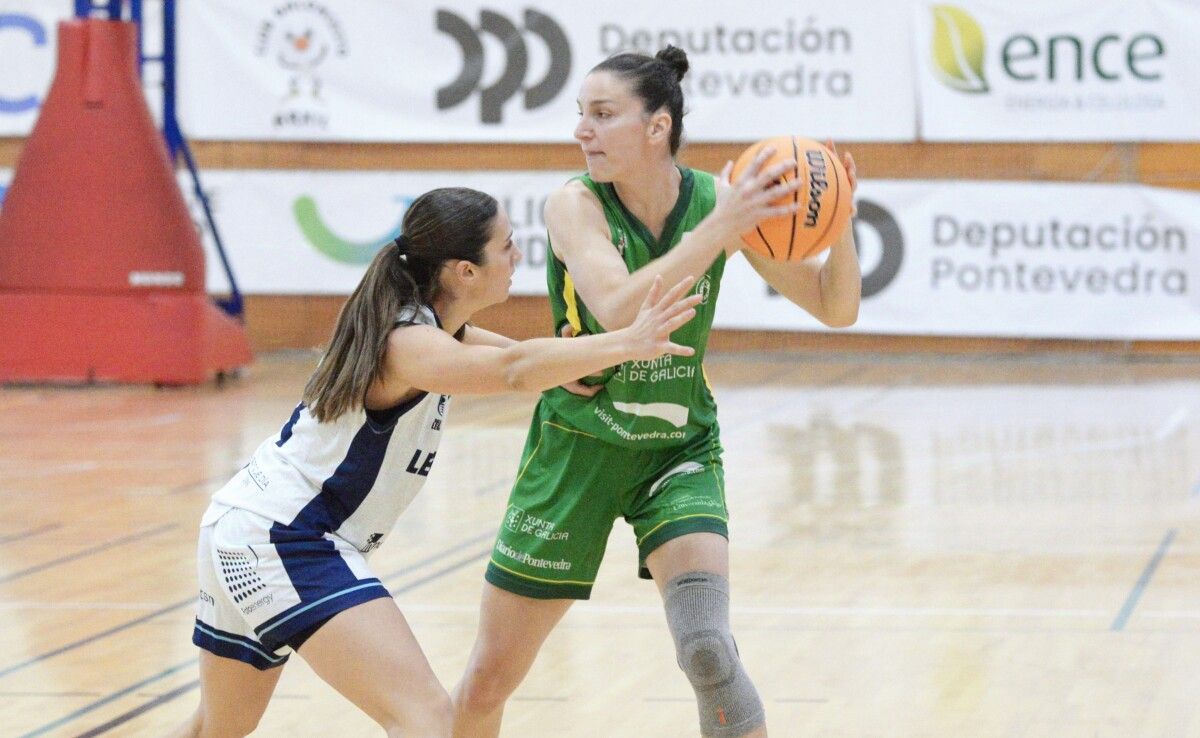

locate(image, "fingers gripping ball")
[[731, 136, 853, 261]]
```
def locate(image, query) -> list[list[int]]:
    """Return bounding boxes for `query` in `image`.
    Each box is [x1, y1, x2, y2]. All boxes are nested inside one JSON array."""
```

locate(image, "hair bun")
[[655, 45, 689, 82]]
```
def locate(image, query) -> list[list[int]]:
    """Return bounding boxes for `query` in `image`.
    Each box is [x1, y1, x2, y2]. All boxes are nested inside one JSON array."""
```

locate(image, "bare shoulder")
[[545, 180, 610, 262], [368, 323, 451, 407], [545, 179, 604, 225], [385, 322, 455, 359]]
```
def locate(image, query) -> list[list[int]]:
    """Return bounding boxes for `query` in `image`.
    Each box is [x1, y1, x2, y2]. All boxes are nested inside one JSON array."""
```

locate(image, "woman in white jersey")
[[171, 187, 705, 738]]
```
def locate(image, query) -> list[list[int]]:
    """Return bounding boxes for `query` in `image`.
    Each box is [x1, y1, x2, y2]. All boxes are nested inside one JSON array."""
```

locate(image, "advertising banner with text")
[[719, 179, 1200, 338], [178, 0, 916, 141], [915, 0, 1200, 140], [136, 169, 1200, 340], [6, 167, 1193, 339]]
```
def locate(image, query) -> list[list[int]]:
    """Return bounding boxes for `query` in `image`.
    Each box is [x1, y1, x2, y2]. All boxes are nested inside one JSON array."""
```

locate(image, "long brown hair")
[[302, 187, 498, 422]]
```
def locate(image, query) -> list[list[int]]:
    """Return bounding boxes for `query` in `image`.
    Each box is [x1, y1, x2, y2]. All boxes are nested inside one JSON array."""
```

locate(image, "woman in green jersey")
[[453, 46, 860, 738]]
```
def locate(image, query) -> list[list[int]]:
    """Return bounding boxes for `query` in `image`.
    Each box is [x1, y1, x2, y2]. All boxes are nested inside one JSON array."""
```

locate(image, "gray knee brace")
[[665, 571, 765, 737]]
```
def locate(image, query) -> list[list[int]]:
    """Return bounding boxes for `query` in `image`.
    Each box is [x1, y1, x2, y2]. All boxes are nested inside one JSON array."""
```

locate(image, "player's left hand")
[[826, 139, 858, 214]]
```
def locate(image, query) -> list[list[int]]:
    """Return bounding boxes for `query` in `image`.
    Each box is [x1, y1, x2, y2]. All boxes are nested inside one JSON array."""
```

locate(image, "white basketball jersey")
[[205, 304, 449, 554]]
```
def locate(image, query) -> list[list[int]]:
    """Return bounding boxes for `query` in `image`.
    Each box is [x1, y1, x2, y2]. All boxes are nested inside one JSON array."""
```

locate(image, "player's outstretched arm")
[[461, 323, 603, 398], [384, 276, 702, 396]]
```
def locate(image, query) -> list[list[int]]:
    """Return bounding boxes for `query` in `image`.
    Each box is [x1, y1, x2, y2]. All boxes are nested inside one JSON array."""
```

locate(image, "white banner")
[[182, 170, 1200, 340], [182, 169, 568, 296], [915, 0, 1200, 141], [6, 167, 1198, 339], [178, 0, 915, 142], [0, 0, 71, 136], [720, 180, 1200, 338]]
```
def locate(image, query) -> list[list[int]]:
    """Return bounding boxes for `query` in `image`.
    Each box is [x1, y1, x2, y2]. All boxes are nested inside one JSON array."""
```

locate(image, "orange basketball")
[[731, 136, 853, 261]]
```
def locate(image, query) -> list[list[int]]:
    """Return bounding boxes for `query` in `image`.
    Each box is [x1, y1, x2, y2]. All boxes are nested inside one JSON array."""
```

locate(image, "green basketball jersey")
[[542, 166, 725, 449]]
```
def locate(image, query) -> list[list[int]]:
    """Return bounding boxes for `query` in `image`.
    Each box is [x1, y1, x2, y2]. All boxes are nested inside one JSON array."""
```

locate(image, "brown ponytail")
[[302, 187, 498, 421]]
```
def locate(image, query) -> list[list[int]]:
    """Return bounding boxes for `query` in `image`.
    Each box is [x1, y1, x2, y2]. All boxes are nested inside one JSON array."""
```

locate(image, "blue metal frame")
[[74, 0, 244, 319]]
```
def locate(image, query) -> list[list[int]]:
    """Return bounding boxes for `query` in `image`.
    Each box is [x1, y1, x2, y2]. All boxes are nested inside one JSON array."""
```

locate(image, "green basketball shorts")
[[485, 400, 728, 599]]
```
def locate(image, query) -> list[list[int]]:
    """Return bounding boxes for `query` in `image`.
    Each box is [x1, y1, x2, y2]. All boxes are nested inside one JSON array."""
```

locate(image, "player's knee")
[[455, 657, 520, 714], [379, 686, 453, 737], [197, 705, 263, 738], [678, 629, 739, 688], [425, 691, 455, 730], [665, 571, 766, 737]]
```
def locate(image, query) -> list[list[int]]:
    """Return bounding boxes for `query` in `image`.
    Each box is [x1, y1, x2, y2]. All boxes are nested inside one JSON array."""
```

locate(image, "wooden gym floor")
[[1, 351, 1198, 737]]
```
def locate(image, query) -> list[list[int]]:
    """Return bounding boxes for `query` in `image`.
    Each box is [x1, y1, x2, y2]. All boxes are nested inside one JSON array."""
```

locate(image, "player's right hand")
[[621, 275, 702, 361], [713, 146, 805, 236]]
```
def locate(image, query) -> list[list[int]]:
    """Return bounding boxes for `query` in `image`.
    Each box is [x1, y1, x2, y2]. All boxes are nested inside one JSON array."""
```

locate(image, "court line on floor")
[[0, 528, 493, 611], [0, 691, 102, 697], [0, 601, 193, 682], [17, 660, 197, 738], [56, 547, 493, 737], [0, 528, 494, 680], [1111, 528, 1177, 631], [0, 524, 176, 585], [0, 523, 62, 546], [71, 680, 201, 738]]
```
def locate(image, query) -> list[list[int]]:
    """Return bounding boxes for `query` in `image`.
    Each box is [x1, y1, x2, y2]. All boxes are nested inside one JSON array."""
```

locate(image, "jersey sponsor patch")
[[648, 461, 706, 497], [611, 400, 690, 428]]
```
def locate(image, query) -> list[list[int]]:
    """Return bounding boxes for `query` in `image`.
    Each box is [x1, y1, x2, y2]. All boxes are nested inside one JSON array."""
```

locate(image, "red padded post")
[[0, 19, 251, 385]]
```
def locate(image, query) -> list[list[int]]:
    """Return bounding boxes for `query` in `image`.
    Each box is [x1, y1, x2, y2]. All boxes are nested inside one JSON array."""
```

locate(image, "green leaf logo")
[[931, 5, 989, 93], [293, 195, 409, 264]]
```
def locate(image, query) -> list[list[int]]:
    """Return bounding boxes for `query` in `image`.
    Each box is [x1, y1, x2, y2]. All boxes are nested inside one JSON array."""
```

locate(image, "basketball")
[[730, 136, 853, 261]]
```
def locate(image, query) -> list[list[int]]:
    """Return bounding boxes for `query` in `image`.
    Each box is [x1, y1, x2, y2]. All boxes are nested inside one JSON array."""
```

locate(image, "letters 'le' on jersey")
[[544, 167, 724, 449]]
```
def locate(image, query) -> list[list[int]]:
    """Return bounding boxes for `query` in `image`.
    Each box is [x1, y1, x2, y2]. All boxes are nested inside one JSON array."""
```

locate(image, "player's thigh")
[[298, 597, 451, 728], [644, 532, 730, 597], [470, 581, 573, 671], [196, 650, 283, 734]]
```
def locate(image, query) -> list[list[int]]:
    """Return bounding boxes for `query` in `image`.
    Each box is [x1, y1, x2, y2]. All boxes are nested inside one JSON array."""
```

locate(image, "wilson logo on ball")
[[803, 149, 829, 228], [732, 136, 852, 262]]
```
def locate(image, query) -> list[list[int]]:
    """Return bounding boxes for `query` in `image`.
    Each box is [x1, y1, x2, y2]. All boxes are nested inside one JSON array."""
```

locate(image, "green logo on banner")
[[293, 195, 409, 264], [931, 5, 989, 93]]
